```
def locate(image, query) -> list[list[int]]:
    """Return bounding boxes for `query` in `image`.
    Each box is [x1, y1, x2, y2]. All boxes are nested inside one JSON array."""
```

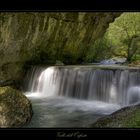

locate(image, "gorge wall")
[[0, 12, 121, 88]]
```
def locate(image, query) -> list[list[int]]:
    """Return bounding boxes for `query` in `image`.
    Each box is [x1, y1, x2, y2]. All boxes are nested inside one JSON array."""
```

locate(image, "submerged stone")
[[0, 86, 32, 127]]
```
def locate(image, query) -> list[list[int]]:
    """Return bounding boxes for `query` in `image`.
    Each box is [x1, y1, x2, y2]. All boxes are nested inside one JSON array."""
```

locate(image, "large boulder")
[[0, 86, 32, 127], [92, 104, 140, 128]]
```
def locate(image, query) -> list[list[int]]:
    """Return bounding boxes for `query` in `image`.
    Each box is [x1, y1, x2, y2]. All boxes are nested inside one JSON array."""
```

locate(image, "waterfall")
[[24, 66, 140, 106]]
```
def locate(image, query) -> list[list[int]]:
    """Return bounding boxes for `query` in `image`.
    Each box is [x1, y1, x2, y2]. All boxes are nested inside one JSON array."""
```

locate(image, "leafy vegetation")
[[84, 36, 112, 62], [84, 12, 140, 64], [106, 12, 140, 62]]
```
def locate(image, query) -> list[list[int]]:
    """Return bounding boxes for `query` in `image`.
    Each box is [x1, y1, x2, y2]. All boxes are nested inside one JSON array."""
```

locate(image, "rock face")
[[0, 12, 121, 86], [0, 86, 32, 127], [92, 104, 140, 128]]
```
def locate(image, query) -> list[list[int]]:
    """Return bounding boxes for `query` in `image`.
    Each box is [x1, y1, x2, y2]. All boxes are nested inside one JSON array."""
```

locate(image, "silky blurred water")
[[25, 95, 120, 127], [24, 66, 140, 127]]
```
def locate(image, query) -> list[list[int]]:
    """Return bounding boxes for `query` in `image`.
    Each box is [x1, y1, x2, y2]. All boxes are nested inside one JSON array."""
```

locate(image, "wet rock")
[[0, 86, 32, 127], [55, 60, 64, 66], [92, 104, 140, 128], [0, 79, 15, 87]]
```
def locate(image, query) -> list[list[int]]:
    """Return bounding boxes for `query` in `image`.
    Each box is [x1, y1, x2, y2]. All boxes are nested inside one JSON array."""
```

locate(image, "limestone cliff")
[[0, 12, 121, 87]]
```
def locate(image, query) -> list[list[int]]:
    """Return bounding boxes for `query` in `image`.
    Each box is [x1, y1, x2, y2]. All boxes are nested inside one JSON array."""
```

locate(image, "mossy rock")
[[92, 104, 140, 128], [0, 86, 33, 127]]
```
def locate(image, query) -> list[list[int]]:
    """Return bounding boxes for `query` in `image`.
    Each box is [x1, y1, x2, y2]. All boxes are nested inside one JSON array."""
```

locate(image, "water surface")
[[25, 95, 120, 127]]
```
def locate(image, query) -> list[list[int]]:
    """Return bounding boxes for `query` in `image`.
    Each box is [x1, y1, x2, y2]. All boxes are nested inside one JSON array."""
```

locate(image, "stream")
[[24, 65, 140, 127]]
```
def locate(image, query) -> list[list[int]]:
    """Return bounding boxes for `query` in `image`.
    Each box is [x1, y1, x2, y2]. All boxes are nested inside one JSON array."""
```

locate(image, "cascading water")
[[24, 66, 140, 127], [25, 66, 140, 106]]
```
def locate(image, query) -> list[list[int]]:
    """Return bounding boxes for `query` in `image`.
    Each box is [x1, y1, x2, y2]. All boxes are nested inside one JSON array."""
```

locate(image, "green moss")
[[92, 104, 140, 128], [123, 110, 140, 127], [0, 86, 32, 127]]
